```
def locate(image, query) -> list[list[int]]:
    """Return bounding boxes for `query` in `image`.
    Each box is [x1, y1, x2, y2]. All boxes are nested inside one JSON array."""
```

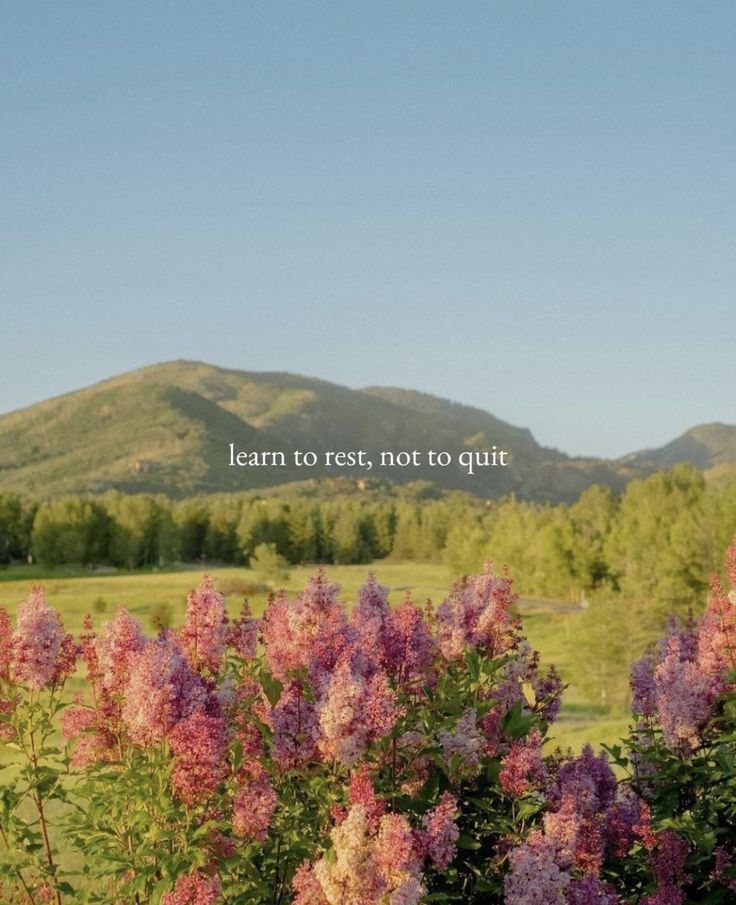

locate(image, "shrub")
[[2, 542, 734, 904], [0, 567, 562, 903]]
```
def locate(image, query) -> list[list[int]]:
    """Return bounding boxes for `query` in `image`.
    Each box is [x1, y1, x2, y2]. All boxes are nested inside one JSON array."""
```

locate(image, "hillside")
[[622, 423, 736, 478], [0, 360, 723, 502]]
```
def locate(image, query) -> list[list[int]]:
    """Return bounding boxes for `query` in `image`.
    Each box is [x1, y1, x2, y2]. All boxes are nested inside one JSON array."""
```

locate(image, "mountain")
[[621, 423, 736, 484], [0, 360, 726, 503]]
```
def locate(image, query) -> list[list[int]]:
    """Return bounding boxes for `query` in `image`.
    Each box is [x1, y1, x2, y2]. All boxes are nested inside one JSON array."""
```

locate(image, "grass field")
[[0, 561, 632, 754]]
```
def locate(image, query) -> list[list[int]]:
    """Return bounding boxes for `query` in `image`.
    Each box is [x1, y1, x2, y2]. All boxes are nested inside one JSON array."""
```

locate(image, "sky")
[[2, 2, 735, 459]]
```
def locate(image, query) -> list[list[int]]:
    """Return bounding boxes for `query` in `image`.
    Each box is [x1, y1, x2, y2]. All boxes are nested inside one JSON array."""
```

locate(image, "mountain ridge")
[[0, 360, 733, 502]]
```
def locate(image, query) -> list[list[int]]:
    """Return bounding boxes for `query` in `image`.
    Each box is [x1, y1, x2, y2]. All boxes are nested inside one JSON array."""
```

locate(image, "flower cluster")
[[504, 746, 644, 904], [436, 569, 518, 661], [3, 587, 77, 691], [631, 546, 736, 752], [618, 541, 736, 902], [631, 618, 715, 751], [160, 870, 222, 905], [232, 760, 278, 842], [180, 575, 227, 676], [499, 728, 547, 797], [639, 829, 691, 905], [63, 579, 236, 784], [294, 804, 420, 905], [420, 792, 460, 871]]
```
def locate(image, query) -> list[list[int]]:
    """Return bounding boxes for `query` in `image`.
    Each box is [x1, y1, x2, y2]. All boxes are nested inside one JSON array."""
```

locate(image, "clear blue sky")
[[2, 2, 734, 458]]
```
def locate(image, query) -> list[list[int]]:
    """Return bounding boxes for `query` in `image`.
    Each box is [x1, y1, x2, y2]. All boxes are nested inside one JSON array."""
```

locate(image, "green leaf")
[[259, 669, 284, 707], [457, 835, 482, 850]]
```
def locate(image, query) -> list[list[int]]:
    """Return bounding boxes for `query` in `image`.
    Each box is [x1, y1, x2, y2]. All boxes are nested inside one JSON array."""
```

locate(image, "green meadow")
[[0, 561, 631, 755]]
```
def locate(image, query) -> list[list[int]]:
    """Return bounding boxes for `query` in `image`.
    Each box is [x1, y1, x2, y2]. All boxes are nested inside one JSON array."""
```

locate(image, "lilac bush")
[[1, 540, 734, 904], [0, 568, 562, 903]]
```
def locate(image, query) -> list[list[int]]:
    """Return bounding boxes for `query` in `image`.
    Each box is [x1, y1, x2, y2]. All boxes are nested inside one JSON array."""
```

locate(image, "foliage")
[[609, 542, 736, 903], [501, 539, 736, 904], [3, 466, 731, 624], [249, 543, 290, 584], [31, 497, 112, 569]]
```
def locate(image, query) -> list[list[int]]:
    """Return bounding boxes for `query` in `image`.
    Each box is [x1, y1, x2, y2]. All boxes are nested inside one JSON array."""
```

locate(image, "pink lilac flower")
[[94, 608, 146, 696], [632, 801, 657, 853], [504, 830, 570, 905], [573, 819, 606, 876], [632, 553, 736, 753], [121, 636, 207, 745], [363, 670, 403, 738], [52, 632, 79, 686], [348, 763, 385, 831], [261, 572, 352, 689], [180, 576, 227, 676], [566, 875, 620, 904], [160, 870, 221, 905], [350, 573, 392, 675], [312, 805, 388, 905], [420, 793, 459, 871], [302, 802, 429, 905], [10, 587, 77, 689], [384, 595, 435, 687], [206, 827, 237, 861], [436, 566, 518, 661], [292, 862, 329, 905], [641, 830, 690, 905], [350, 576, 435, 688], [538, 747, 622, 876], [317, 660, 369, 767], [653, 629, 715, 751], [479, 704, 506, 757], [437, 708, 484, 775], [631, 648, 657, 719], [169, 711, 227, 804], [259, 591, 302, 679], [317, 659, 400, 767], [78, 614, 101, 687], [61, 702, 115, 769], [712, 845, 736, 893], [374, 812, 423, 888], [225, 599, 259, 660], [0, 607, 13, 680], [662, 615, 699, 661], [543, 794, 584, 871], [499, 728, 547, 796], [550, 746, 617, 817], [232, 761, 277, 842], [389, 876, 426, 905], [603, 790, 645, 859], [697, 571, 736, 682], [269, 680, 320, 770]]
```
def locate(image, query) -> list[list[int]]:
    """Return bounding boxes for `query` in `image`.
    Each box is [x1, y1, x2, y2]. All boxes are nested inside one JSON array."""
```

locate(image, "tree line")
[[1, 464, 735, 614]]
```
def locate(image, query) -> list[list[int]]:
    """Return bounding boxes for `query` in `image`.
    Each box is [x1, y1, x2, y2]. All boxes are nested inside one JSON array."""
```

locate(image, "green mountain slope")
[[0, 377, 301, 497], [621, 423, 736, 485], [1, 360, 726, 502]]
